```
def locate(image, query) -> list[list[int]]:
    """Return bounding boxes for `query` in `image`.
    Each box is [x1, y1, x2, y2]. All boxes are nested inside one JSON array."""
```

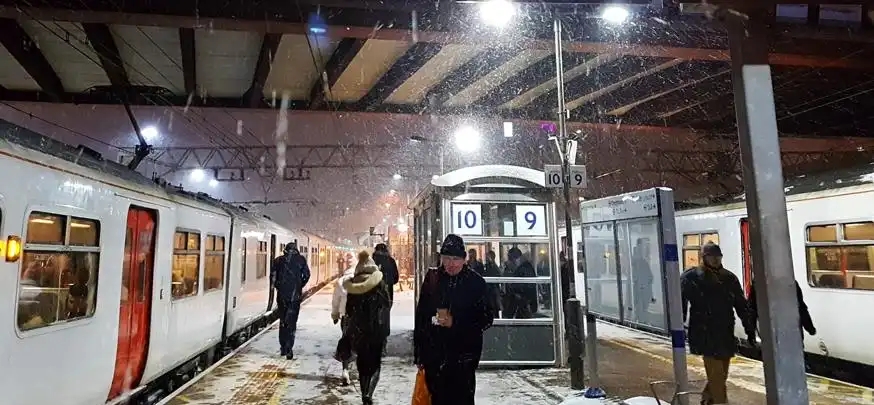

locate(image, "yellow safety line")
[[172, 395, 191, 403], [266, 386, 284, 405]]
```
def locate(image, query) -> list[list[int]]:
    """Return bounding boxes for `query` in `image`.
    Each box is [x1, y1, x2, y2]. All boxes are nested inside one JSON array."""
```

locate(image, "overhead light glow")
[[190, 168, 205, 182], [397, 223, 409, 233], [209, 179, 219, 188], [503, 121, 513, 138], [141, 126, 159, 141], [393, 173, 402, 180], [602, 6, 629, 24], [432, 174, 439, 180], [454, 126, 481, 153], [480, 0, 516, 28]]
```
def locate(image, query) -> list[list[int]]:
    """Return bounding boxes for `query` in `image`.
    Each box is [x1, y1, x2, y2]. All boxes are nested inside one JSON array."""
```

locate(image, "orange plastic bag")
[[412, 369, 431, 405]]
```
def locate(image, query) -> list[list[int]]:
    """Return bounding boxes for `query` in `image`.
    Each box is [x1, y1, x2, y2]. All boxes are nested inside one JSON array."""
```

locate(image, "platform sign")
[[579, 188, 658, 223], [515, 205, 547, 236], [544, 164, 587, 189], [451, 203, 482, 236]]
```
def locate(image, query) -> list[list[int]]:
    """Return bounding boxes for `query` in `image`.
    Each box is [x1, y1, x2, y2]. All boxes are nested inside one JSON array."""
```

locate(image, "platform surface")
[[165, 283, 873, 404]]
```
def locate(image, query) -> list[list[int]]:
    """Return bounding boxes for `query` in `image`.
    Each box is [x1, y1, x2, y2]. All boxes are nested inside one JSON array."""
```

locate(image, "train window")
[[241, 238, 248, 284], [279, 243, 286, 253], [18, 212, 100, 331], [204, 235, 225, 292], [256, 241, 268, 279], [172, 230, 200, 299], [806, 223, 874, 291], [681, 232, 719, 269]]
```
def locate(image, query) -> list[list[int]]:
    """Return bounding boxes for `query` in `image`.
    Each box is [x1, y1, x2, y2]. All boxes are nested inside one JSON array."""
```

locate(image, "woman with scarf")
[[331, 252, 357, 385], [343, 251, 391, 405]]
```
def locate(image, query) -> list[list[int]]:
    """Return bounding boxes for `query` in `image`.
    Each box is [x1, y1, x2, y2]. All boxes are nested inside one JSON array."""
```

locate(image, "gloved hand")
[[331, 313, 339, 324], [808, 327, 817, 336], [747, 334, 757, 348]]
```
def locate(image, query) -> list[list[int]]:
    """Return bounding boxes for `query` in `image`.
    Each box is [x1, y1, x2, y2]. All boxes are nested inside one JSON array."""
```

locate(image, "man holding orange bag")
[[413, 234, 494, 405]]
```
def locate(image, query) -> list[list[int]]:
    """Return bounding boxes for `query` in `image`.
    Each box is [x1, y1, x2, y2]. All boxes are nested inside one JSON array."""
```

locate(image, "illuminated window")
[[682, 232, 719, 269], [18, 212, 100, 331], [172, 230, 200, 299], [806, 222, 874, 291], [204, 235, 225, 291], [256, 241, 268, 279]]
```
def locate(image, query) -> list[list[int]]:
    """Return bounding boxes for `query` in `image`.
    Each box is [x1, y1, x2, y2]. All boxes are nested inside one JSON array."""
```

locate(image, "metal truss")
[[119, 144, 438, 181]]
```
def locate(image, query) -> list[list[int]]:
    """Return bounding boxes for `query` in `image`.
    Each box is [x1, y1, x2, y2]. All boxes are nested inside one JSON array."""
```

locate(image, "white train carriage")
[[0, 122, 344, 405]]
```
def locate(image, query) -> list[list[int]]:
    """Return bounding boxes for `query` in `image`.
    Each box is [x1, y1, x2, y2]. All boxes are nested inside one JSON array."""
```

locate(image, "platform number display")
[[515, 205, 547, 236], [451, 204, 482, 236], [544, 164, 587, 189]]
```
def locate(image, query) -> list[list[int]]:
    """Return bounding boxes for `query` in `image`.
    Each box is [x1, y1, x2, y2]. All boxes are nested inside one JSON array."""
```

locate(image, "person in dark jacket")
[[681, 242, 753, 405], [631, 238, 654, 323], [270, 242, 311, 359], [506, 247, 538, 318], [414, 234, 494, 405], [483, 250, 502, 318], [746, 277, 816, 346], [467, 249, 485, 276], [372, 243, 398, 355], [344, 251, 390, 405]]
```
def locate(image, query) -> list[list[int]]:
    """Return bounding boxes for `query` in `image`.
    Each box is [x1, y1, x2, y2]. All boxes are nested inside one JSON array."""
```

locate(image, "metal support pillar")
[[724, 8, 809, 404], [554, 15, 586, 390]]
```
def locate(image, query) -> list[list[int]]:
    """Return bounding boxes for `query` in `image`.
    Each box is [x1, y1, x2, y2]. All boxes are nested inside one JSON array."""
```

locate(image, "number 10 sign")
[[451, 203, 482, 236], [515, 205, 547, 236]]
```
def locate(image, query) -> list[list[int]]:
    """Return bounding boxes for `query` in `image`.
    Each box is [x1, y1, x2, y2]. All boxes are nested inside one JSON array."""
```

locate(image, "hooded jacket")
[[373, 250, 399, 286], [331, 262, 357, 322], [414, 264, 494, 367], [271, 245, 311, 302], [344, 252, 391, 344]]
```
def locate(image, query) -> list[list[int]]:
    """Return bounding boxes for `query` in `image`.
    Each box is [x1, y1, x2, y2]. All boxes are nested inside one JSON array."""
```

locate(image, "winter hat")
[[508, 247, 523, 261], [439, 234, 466, 259], [284, 242, 297, 254], [374, 243, 388, 253], [701, 242, 723, 257], [355, 251, 379, 275]]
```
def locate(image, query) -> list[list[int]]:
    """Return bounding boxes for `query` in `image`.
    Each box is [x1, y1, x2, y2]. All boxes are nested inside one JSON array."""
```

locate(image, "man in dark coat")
[[681, 242, 753, 405], [631, 238, 655, 323], [270, 242, 311, 359], [483, 250, 502, 318], [747, 277, 816, 345], [372, 243, 398, 355], [467, 249, 485, 276], [506, 247, 538, 318], [414, 234, 494, 405]]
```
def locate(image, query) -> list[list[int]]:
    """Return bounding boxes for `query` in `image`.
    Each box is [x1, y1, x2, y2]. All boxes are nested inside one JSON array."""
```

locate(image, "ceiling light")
[[190, 169, 205, 182], [480, 0, 516, 28], [602, 6, 629, 24]]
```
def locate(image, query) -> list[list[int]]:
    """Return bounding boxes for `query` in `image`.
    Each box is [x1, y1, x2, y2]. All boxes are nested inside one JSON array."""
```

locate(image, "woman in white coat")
[[332, 252, 356, 385]]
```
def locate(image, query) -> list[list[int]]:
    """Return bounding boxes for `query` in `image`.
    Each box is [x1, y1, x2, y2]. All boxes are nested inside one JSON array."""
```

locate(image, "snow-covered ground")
[[167, 284, 577, 404]]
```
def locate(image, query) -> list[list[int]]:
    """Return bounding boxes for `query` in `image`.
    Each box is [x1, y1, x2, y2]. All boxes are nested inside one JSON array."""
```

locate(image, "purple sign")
[[540, 122, 557, 134]]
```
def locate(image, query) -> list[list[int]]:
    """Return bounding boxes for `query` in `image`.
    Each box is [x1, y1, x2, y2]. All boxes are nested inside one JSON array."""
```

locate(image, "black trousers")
[[355, 337, 386, 400], [424, 360, 478, 405], [277, 299, 301, 355]]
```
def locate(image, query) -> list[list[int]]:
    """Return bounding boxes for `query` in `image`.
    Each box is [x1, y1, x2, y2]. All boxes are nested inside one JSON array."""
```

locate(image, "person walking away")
[[414, 234, 494, 405], [271, 242, 311, 360], [372, 243, 398, 355], [483, 250, 502, 318], [631, 238, 655, 324], [506, 247, 538, 318], [681, 242, 754, 405], [331, 254, 357, 385], [344, 251, 391, 405], [746, 276, 816, 350], [467, 249, 485, 276]]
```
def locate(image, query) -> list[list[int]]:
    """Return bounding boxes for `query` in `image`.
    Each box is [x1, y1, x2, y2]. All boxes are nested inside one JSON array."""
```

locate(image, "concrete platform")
[[163, 282, 873, 404]]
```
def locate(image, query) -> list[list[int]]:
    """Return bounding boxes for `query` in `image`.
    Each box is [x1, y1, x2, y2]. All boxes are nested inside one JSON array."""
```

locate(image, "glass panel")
[[216, 236, 225, 251], [69, 217, 99, 246], [702, 233, 719, 246], [18, 251, 99, 330], [187, 233, 200, 250], [486, 281, 552, 319], [27, 212, 65, 245], [844, 222, 874, 241], [683, 234, 701, 247], [583, 223, 621, 320], [173, 232, 186, 249], [806, 246, 844, 288], [808, 225, 837, 242], [204, 253, 224, 291], [497, 242, 552, 277], [617, 219, 665, 330], [205, 235, 215, 251], [684, 249, 700, 269], [481, 324, 555, 362], [172, 253, 199, 298]]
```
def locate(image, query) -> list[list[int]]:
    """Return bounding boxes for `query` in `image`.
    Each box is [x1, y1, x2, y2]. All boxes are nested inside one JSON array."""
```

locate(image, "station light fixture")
[[141, 126, 159, 141], [209, 179, 219, 188], [479, 0, 516, 28], [454, 125, 481, 153], [190, 168, 205, 182], [602, 5, 630, 24], [393, 173, 403, 180], [503, 121, 514, 138]]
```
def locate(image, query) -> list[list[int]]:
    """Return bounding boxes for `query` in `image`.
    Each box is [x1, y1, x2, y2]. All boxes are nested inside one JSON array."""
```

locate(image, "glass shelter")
[[410, 165, 563, 366]]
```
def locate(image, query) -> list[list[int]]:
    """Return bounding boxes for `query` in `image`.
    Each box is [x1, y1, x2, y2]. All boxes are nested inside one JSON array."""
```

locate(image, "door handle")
[[160, 288, 164, 300]]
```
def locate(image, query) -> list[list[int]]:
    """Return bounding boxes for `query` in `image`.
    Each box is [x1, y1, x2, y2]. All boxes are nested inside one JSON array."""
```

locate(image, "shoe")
[[362, 397, 373, 405], [286, 352, 294, 360]]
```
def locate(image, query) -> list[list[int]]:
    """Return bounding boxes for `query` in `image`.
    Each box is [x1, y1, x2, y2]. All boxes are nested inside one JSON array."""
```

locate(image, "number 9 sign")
[[515, 205, 547, 236]]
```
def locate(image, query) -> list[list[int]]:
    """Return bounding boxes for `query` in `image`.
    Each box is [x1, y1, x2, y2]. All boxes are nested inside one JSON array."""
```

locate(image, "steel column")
[[724, 8, 809, 404]]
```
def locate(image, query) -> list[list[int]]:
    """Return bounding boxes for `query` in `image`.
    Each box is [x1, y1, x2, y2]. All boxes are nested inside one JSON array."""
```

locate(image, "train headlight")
[[4, 235, 21, 262]]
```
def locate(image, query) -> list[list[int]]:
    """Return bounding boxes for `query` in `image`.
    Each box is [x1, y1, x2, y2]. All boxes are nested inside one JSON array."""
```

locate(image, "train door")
[[740, 218, 753, 296], [270, 234, 277, 258], [109, 207, 157, 399]]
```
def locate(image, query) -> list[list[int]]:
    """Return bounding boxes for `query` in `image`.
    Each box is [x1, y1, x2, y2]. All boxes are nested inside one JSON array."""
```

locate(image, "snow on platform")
[[164, 284, 578, 404]]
